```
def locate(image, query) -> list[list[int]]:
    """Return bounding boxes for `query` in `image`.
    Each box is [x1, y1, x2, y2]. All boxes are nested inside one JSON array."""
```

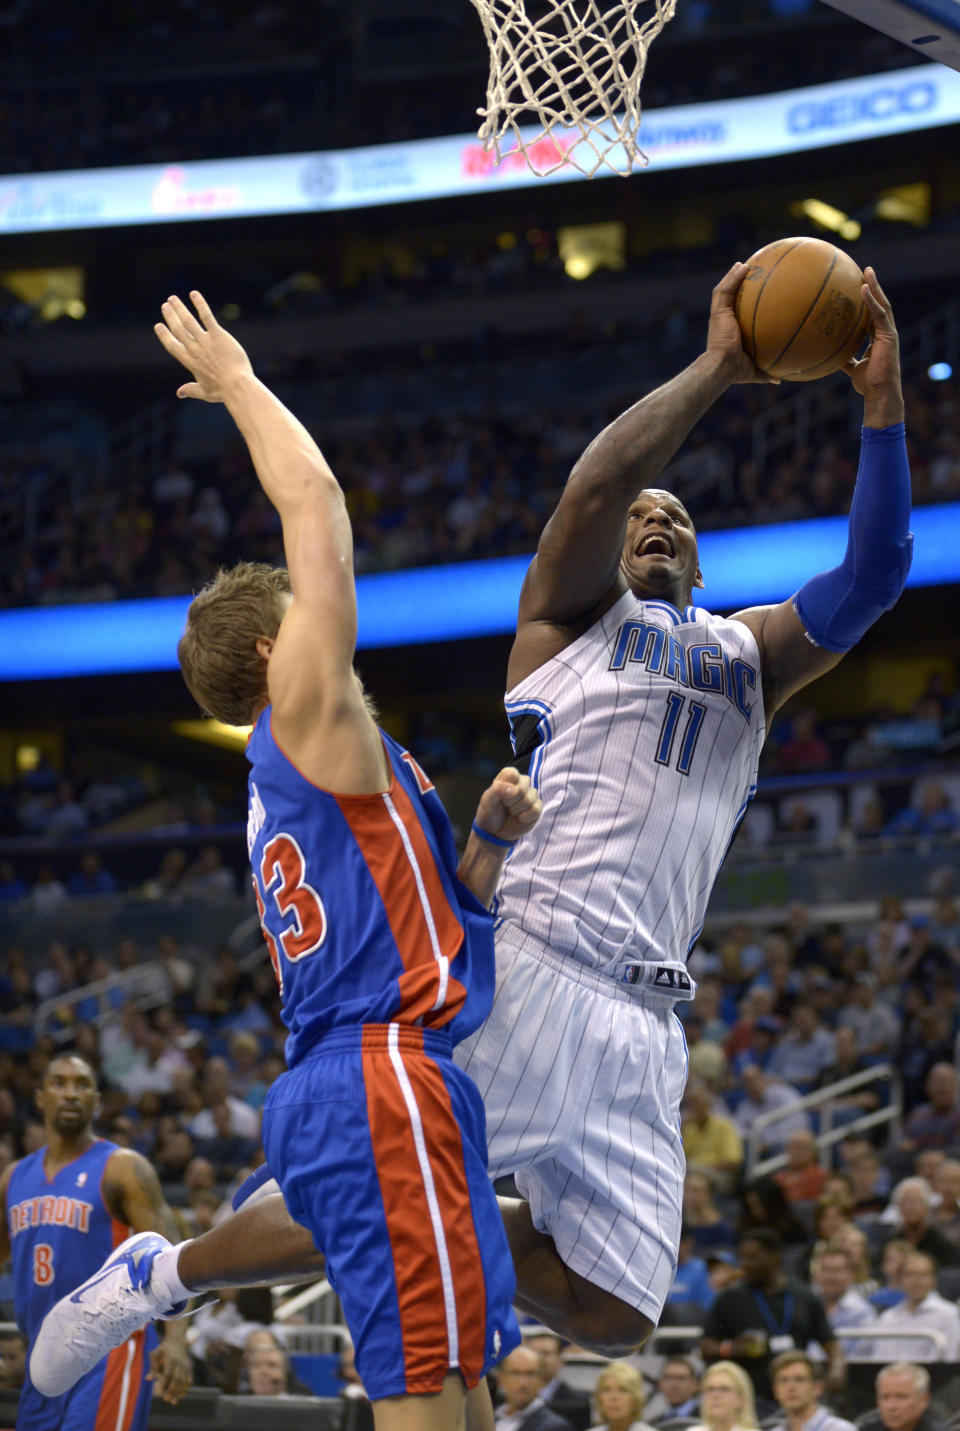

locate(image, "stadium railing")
[[746, 1064, 903, 1179]]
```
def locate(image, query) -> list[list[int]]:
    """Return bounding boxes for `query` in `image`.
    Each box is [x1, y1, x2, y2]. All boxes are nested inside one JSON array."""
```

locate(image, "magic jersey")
[[247, 712, 495, 1065], [8, 1139, 134, 1342], [494, 592, 766, 976]]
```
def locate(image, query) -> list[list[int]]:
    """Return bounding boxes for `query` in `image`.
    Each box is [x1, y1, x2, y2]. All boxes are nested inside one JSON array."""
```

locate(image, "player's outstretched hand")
[[154, 291, 254, 403], [474, 767, 542, 845], [707, 262, 780, 385], [843, 267, 905, 424], [147, 1337, 193, 1405]]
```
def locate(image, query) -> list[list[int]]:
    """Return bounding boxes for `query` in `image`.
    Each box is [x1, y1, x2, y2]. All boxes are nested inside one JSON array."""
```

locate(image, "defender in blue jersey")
[[35, 263, 911, 1374], [0, 1054, 191, 1428], [32, 292, 540, 1431]]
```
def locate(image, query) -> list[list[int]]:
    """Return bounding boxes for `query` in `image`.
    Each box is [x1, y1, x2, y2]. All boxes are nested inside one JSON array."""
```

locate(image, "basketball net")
[[469, 0, 677, 178]]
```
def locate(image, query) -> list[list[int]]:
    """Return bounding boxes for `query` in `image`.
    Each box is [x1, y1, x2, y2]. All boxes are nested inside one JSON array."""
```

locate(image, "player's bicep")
[[108, 1153, 180, 1242], [732, 599, 843, 720], [280, 498, 357, 642], [518, 490, 626, 625]]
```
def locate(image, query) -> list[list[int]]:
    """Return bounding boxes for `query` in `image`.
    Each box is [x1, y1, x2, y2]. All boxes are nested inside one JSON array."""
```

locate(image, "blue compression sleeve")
[[792, 421, 913, 653]]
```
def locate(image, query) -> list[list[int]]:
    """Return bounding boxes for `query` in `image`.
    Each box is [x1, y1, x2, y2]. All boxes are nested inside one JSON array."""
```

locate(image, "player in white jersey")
[[456, 257, 910, 1355], [32, 261, 912, 1373]]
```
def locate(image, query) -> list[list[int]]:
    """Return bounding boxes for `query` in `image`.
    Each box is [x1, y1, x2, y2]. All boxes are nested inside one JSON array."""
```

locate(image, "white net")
[[469, 0, 677, 178]]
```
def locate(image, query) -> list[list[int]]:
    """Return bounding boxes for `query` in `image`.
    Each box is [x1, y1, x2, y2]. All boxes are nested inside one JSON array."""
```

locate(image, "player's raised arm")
[[731, 268, 911, 724], [515, 263, 770, 640], [157, 294, 383, 791], [156, 294, 355, 668]]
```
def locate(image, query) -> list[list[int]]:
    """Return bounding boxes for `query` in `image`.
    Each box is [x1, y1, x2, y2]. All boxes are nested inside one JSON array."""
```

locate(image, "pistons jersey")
[[247, 711, 495, 1066], [8, 1138, 140, 1343], [494, 591, 766, 977]]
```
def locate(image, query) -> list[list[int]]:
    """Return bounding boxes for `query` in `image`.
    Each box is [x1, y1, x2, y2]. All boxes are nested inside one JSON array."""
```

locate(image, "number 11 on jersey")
[[656, 693, 707, 775]]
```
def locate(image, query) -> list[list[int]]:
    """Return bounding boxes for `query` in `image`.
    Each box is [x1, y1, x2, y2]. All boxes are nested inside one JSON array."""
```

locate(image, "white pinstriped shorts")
[[454, 924, 689, 1322]]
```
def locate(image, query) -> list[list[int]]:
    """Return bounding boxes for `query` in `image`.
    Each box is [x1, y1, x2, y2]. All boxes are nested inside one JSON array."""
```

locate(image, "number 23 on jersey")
[[252, 832, 327, 993]]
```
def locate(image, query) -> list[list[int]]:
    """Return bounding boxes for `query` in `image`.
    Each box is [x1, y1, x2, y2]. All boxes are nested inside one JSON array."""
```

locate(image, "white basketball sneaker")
[[29, 1231, 187, 1396]]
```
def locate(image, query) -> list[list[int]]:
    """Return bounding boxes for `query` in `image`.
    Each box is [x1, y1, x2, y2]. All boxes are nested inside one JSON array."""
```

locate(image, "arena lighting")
[[2, 502, 959, 681], [929, 362, 953, 380], [796, 198, 862, 240], [172, 719, 251, 751]]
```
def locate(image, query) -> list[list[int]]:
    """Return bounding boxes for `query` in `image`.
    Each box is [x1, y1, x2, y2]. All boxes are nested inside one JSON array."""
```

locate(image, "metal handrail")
[[746, 1063, 902, 1178], [644, 1323, 947, 1360], [32, 961, 172, 1043], [837, 1324, 947, 1360]]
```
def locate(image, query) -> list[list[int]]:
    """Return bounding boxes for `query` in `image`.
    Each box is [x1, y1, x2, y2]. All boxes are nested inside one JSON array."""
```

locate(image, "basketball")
[[734, 236, 870, 381]]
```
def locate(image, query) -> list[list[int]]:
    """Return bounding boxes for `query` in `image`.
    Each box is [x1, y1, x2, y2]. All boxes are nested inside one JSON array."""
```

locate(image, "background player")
[[32, 292, 540, 1431], [0, 1052, 192, 1429], [32, 258, 911, 1370]]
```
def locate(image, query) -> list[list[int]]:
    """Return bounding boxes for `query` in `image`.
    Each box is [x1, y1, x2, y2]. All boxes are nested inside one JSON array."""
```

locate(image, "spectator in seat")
[[767, 1004, 835, 1094], [188, 1056, 260, 1140], [885, 782, 959, 837], [810, 1244, 876, 1354], [897, 1063, 960, 1155], [525, 1333, 592, 1431], [845, 1150, 888, 1217], [684, 1013, 729, 1091], [767, 1350, 856, 1431], [494, 1345, 575, 1431], [880, 1178, 960, 1267], [683, 1170, 738, 1256], [806, 1194, 856, 1275], [734, 1065, 812, 1157], [243, 1341, 293, 1396], [857, 1364, 946, 1431], [774, 1130, 828, 1204], [181, 844, 236, 899], [868, 1238, 911, 1312], [0, 862, 27, 903], [836, 972, 901, 1060], [687, 1361, 759, 1431], [728, 1014, 782, 1082], [0, 1329, 27, 1390], [194, 1100, 261, 1180], [706, 1250, 744, 1300], [682, 1077, 744, 1195], [644, 1358, 701, 1425], [776, 710, 831, 775], [739, 1178, 810, 1250], [667, 1224, 715, 1313], [66, 850, 118, 897], [588, 1362, 657, 1431], [701, 1230, 843, 1407], [812, 1026, 881, 1123], [30, 863, 67, 912], [867, 1252, 960, 1361], [930, 1159, 960, 1242]]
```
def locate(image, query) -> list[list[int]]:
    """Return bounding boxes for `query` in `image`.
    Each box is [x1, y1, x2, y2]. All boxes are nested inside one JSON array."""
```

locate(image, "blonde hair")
[[700, 1361, 759, 1430], [595, 1361, 646, 1422], [177, 562, 291, 726]]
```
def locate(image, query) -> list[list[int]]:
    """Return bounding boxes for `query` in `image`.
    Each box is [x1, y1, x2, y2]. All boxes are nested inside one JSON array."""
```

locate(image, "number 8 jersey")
[[8, 1139, 145, 1346], [494, 592, 766, 977], [247, 711, 496, 1067]]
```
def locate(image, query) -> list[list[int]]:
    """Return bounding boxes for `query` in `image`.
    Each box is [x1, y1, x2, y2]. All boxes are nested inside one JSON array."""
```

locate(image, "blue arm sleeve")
[[792, 421, 913, 653]]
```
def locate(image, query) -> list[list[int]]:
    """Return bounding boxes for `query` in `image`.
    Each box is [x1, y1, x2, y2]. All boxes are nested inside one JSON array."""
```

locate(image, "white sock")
[[149, 1242, 193, 1309]]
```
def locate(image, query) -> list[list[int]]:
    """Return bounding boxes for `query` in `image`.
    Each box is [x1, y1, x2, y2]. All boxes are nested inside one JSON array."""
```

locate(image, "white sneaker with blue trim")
[[29, 1231, 186, 1396]]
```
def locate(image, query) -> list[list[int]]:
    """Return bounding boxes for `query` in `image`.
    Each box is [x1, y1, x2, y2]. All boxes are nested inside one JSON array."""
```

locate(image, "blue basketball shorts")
[[18, 1327, 156, 1431], [262, 1023, 519, 1401]]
